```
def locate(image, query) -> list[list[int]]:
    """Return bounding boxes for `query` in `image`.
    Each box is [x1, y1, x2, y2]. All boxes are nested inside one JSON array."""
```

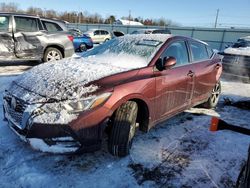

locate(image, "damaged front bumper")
[[2, 94, 104, 154]]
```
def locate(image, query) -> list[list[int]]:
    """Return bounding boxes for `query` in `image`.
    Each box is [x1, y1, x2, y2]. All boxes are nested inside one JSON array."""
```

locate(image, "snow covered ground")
[[0, 65, 250, 188]]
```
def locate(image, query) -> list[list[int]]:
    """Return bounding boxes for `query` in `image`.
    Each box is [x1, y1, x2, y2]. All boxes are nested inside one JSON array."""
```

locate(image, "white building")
[[114, 19, 143, 26]]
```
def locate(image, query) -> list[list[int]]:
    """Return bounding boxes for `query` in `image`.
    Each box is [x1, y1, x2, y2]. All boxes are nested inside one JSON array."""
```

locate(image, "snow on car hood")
[[8, 54, 147, 103], [224, 47, 250, 56]]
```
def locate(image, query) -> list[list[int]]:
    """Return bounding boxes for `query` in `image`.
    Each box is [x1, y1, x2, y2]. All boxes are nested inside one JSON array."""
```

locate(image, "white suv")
[[85, 29, 112, 43]]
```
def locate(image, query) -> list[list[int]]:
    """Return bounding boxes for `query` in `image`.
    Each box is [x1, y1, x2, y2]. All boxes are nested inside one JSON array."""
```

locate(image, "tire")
[[108, 101, 138, 157], [79, 43, 87, 52], [203, 81, 221, 109], [43, 47, 63, 62]]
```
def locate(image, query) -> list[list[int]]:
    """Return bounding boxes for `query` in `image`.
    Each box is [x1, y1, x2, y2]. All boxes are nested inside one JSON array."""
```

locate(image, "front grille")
[[4, 95, 28, 128]]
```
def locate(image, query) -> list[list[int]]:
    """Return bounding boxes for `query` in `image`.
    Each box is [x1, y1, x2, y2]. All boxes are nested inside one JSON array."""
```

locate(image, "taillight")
[[67, 35, 74, 42]]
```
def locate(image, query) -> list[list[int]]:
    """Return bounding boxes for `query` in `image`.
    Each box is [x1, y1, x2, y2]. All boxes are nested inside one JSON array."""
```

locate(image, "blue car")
[[69, 29, 93, 52]]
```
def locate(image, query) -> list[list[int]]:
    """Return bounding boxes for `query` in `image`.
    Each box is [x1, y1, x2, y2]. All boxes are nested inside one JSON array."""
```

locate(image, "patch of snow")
[[28, 138, 79, 153], [224, 47, 250, 56], [32, 109, 77, 124]]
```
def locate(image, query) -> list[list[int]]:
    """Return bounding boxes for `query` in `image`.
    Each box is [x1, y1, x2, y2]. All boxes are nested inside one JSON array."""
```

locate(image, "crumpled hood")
[[8, 54, 146, 103]]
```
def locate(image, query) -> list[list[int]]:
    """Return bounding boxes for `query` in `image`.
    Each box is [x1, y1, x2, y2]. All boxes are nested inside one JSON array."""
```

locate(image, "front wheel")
[[203, 81, 221, 109], [43, 47, 63, 62], [108, 101, 138, 157]]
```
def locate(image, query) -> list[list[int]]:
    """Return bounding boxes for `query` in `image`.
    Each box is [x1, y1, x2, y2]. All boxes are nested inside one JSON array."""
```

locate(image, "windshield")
[[82, 35, 165, 66]]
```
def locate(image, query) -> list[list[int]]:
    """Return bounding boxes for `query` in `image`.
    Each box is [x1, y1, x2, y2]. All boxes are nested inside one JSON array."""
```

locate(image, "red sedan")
[[3, 34, 222, 156]]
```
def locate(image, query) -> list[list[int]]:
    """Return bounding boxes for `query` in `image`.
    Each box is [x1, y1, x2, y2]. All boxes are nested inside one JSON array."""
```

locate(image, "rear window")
[[190, 41, 209, 62], [15, 16, 39, 32], [0, 16, 9, 31], [42, 21, 63, 32]]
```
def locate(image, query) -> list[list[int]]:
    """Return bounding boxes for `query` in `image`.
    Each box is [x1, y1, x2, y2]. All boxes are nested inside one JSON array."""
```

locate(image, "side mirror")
[[164, 56, 176, 69], [156, 56, 176, 71]]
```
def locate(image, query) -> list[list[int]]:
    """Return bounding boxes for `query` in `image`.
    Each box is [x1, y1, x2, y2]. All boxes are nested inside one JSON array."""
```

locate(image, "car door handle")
[[187, 70, 194, 77], [215, 64, 221, 69]]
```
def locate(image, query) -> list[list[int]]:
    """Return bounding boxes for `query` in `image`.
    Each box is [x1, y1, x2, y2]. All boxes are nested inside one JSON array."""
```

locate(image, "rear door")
[[0, 15, 15, 59], [188, 40, 221, 105], [154, 40, 195, 120], [13, 16, 44, 60]]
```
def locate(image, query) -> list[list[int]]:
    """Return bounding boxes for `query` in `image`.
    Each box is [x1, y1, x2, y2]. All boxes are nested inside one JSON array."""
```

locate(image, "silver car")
[[0, 13, 74, 62]]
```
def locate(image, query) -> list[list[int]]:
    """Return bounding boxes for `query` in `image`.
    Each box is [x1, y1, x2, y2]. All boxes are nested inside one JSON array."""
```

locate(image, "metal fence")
[[68, 23, 250, 51]]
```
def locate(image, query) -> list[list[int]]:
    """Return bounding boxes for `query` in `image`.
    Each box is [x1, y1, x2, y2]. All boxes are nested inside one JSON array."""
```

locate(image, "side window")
[[0, 16, 9, 31], [161, 41, 189, 66], [42, 21, 63, 32], [190, 41, 209, 62], [94, 30, 99, 35], [15, 16, 38, 32], [101, 30, 108, 35]]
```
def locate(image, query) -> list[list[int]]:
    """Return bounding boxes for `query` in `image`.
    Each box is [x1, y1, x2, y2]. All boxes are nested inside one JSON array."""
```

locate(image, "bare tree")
[[0, 2, 19, 12]]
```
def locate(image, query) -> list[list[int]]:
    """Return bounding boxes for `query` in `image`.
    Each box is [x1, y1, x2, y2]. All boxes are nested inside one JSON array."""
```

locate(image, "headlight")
[[63, 92, 112, 113]]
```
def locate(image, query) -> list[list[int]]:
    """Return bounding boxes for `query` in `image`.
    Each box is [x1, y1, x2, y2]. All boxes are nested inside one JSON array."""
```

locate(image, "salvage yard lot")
[[0, 65, 250, 188]]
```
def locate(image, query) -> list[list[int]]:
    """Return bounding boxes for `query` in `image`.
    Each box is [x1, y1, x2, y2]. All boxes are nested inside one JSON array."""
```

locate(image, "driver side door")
[[154, 40, 195, 121]]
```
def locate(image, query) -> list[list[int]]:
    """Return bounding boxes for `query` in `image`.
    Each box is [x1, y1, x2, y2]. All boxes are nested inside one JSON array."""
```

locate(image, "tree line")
[[0, 2, 180, 26]]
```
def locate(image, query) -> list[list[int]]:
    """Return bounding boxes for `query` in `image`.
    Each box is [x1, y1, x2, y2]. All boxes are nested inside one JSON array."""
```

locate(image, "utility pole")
[[214, 9, 219, 28], [129, 10, 131, 25]]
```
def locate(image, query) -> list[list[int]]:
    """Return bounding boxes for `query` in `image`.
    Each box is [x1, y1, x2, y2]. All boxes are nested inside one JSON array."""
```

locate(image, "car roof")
[[0, 12, 40, 18]]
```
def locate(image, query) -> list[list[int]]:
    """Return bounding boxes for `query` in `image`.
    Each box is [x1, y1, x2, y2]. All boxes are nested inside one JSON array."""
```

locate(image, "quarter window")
[[15, 16, 39, 32], [206, 45, 214, 58], [190, 41, 209, 61], [42, 21, 63, 32], [0, 16, 9, 31], [162, 41, 189, 66]]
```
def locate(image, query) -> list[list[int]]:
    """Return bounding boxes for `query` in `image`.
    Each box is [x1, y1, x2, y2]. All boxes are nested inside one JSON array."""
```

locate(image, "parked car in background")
[[0, 13, 74, 62], [111, 30, 125, 38], [84, 29, 112, 43], [69, 28, 93, 52], [219, 36, 250, 82], [131, 28, 171, 34], [3, 34, 222, 157], [41, 19, 93, 52]]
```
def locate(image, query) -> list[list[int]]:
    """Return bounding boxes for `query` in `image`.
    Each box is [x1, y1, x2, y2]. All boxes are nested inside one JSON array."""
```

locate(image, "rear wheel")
[[79, 43, 87, 52], [43, 47, 63, 62], [203, 81, 221, 109], [108, 101, 138, 157]]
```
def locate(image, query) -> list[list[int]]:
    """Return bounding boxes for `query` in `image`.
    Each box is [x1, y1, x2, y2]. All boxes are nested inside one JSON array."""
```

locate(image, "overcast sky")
[[2, 0, 250, 27]]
